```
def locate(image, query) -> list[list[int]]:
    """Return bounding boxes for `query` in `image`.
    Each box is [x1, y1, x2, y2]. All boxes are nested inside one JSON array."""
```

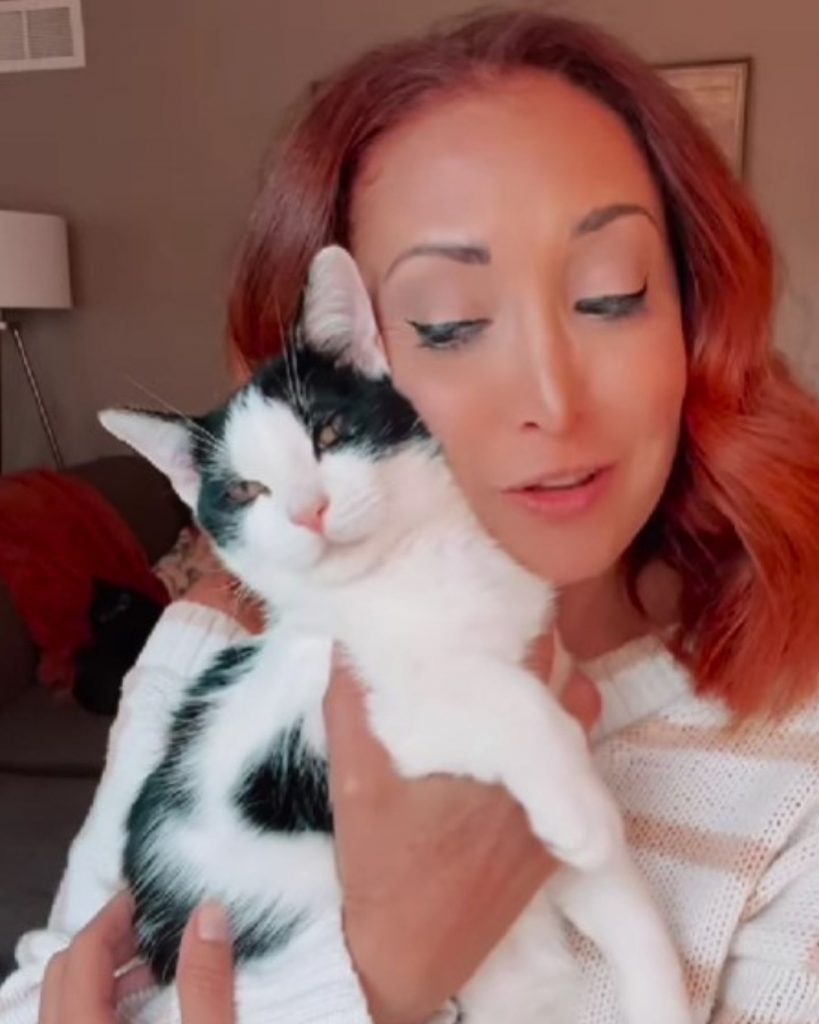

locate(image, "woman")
[[5, 9, 819, 1024]]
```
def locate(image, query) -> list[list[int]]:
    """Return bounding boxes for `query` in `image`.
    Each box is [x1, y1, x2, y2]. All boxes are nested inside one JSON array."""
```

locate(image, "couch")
[[0, 455, 187, 976]]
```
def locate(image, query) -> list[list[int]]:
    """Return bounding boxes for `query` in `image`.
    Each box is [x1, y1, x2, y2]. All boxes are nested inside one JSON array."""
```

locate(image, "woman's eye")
[[575, 281, 648, 319], [226, 479, 270, 505], [316, 413, 345, 451], [408, 318, 490, 349]]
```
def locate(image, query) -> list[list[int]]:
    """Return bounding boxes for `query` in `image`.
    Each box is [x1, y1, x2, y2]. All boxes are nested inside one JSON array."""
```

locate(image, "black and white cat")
[[100, 246, 692, 1024]]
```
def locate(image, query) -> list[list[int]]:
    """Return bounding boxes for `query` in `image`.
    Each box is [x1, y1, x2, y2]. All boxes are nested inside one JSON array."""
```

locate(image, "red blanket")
[[0, 470, 169, 692]]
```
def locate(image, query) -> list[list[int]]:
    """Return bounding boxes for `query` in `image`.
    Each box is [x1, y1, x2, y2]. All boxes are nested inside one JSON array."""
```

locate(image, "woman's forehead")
[[350, 72, 665, 272]]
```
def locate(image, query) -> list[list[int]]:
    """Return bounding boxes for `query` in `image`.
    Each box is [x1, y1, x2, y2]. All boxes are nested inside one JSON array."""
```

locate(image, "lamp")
[[0, 210, 72, 470]]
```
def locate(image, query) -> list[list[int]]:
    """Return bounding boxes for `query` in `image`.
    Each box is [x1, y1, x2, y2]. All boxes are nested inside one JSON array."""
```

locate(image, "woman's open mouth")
[[505, 465, 615, 518]]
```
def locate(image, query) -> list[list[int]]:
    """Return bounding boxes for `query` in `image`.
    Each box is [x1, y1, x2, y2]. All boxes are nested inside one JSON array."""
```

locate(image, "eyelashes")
[[408, 283, 648, 350], [573, 281, 648, 318], [408, 318, 490, 350]]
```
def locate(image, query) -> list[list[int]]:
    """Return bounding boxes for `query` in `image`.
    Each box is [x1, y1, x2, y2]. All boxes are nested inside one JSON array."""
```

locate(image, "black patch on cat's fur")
[[130, 872, 301, 983], [233, 720, 333, 834], [157, 644, 259, 767], [255, 344, 431, 459], [186, 345, 435, 548], [124, 642, 268, 980], [187, 405, 241, 547], [125, 645, 258, 829], [234, 905, 303, 964]]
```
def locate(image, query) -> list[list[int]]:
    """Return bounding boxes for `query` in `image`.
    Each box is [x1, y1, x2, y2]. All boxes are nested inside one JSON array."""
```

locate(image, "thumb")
[[176, 902, 235, 1024]]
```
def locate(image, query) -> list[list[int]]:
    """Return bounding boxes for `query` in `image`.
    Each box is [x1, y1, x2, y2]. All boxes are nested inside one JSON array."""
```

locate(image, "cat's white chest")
[[329, 522, 552, 669]]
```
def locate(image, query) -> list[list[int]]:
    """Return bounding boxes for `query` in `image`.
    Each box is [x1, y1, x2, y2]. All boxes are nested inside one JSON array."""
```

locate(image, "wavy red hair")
[[228, 9, 819, 718]]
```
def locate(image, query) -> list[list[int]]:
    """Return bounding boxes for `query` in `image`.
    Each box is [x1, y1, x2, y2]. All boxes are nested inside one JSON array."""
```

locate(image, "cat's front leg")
[[362, 655, 623, 872]]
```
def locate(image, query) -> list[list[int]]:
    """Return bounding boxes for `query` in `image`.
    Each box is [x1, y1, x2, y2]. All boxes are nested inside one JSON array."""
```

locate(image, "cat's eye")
[[574, 281, 648, 319], [408, 318, 490, 350], [316, 414, 346, 452], [226, 479, 270, 505]]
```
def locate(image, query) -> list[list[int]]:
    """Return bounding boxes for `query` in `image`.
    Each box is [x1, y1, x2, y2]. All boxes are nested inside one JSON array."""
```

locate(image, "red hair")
[[228, 10, 819, 718]]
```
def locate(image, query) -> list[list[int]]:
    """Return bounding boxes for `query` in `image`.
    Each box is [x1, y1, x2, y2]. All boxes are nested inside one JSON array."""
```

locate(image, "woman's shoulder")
[[587, 630, 819, 756], [594, 646, 819, 861], [589, 636, 819, 855]]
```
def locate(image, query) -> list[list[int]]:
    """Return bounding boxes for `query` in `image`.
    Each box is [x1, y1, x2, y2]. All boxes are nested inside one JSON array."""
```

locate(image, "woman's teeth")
[[530, 470, 598, 491]]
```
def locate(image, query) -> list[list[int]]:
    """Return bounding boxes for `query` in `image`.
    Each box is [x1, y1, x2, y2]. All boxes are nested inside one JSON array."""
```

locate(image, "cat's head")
[[99, 246, 439, 599]]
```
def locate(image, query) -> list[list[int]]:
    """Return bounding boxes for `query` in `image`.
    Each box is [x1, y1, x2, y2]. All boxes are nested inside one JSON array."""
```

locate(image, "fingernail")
[[196, 901, 230, 942]]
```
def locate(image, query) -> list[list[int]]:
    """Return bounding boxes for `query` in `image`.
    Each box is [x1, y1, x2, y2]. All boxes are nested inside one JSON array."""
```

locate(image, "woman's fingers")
[[38, 896, 236, 1024], [526, 631, 602, 733], [40, 891, 140, 1024], [113, 961, 155, 1002], [176, 902, 236, 1024], [324, 652, 395, 800], [560, 668, 603, 732], [37, 949, 66, 1024]]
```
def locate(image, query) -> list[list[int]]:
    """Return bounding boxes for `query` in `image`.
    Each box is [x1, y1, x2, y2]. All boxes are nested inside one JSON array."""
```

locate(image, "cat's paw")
[[525, 771, 624, 872]]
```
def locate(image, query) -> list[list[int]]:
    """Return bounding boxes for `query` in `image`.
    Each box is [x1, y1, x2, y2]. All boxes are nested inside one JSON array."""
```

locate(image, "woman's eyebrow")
[[381, 206, 656, 281], [384, 242, 490, 281], [572, 203, 659, 237]]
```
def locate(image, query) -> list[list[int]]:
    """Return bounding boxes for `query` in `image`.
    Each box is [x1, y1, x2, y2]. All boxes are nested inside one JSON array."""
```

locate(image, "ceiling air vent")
[[0, 0, 85, 73]]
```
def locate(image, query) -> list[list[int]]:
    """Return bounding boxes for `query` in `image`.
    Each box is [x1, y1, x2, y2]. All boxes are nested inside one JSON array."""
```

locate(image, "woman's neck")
[[557, 560, 680, 661]]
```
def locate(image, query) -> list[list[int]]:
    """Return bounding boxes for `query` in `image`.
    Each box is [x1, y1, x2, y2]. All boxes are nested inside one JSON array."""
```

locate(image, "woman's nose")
[[512, 308, 580, 436]]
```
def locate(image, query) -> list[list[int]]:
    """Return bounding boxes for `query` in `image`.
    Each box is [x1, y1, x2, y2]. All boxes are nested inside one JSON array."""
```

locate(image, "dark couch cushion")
[[68, 456, 189, 565], [0, 586, 36, 712], [0, 685, 110, 777], [0, 773, 100, 968], [0, 455, 188, 711]]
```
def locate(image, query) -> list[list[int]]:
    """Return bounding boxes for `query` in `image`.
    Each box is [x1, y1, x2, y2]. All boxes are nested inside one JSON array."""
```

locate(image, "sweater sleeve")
[[0, 600, 381, 1024], [710, 789, 819, 1023]]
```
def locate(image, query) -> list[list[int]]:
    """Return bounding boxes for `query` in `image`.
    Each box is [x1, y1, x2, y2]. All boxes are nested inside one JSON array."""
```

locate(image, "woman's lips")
[[504, 464, 615, 518]]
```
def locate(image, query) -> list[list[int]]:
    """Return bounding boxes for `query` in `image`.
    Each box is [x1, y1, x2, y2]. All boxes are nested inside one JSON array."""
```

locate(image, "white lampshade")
[[0, 211, 72, 311]]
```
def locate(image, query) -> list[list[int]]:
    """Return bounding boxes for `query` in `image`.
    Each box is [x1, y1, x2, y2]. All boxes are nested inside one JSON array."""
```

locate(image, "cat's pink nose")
[[293, 499, 329, 535]]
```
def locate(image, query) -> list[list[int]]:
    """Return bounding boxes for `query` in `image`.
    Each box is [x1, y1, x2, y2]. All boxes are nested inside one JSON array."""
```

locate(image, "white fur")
[[104, 246, 692, 1024]]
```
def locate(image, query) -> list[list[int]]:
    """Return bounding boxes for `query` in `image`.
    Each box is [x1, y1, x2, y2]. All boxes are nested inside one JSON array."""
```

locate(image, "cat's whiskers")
[[275, 305, 304, 418], [281, 339, 300, 412], [291, 341, 311, 420], [330, 491, 380, 532], [281, 314, 311, 426], [122, 374, 229, 467]]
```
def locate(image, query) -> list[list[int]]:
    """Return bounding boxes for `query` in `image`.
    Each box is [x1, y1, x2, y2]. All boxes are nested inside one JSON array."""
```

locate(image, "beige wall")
[[1, 0, 817, 471]]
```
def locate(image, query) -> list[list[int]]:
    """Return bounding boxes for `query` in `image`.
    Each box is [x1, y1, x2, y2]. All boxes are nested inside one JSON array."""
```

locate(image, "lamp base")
[[0, 313, 65, 471]]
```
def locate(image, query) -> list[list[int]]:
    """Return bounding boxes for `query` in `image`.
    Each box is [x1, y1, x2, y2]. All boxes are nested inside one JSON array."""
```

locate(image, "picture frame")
[[658, 60, 751, 176]]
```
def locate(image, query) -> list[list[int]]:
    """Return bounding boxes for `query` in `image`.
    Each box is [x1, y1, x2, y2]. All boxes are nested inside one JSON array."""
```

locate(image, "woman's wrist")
[[347, 917, 461, 1024]]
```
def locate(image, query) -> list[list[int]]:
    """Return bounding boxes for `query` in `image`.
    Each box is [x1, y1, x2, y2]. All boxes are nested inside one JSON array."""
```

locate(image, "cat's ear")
[[98, 408, 200, 509], [302, 245, 389, 379]]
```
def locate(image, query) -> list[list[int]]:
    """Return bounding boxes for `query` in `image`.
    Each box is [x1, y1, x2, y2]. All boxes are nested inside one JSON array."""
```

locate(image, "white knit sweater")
[[1, 599, 817, 1024]]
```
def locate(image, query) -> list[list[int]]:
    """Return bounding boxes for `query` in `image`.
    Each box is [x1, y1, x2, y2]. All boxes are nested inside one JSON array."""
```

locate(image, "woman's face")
[[350, 72, 687, 586]]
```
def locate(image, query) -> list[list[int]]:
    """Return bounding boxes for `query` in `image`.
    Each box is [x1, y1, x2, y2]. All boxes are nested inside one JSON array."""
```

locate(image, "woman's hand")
[[38, 893, 236, 1024], [324, 633, 600, 1024]]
